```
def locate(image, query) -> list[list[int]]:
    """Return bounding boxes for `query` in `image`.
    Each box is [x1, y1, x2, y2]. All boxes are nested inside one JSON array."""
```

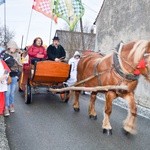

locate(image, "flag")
[[32, 0, 85, 31], [53, 0, 85, 31], [0, 0, 5, 5], [32, 0, 57, 23]]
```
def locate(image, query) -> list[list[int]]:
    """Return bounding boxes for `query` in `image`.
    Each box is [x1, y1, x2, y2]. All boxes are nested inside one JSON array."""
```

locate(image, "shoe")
[[18, 87, 24, 92], [4, 108, 10, 117], [10, 105, 15, 113]]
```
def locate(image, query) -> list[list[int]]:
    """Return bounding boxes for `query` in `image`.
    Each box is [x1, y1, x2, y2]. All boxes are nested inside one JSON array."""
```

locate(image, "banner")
[[32, 0, 57, 23], [53, 0, 84, 30], [33, 0, 85, 30]]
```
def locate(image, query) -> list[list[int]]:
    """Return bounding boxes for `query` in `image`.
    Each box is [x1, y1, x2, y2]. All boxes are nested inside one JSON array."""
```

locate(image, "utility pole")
[[80, 18, 85, 51]]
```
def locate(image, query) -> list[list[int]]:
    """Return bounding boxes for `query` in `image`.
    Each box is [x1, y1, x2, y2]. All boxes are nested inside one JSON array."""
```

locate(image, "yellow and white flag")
[[53, 0, 85, 30]]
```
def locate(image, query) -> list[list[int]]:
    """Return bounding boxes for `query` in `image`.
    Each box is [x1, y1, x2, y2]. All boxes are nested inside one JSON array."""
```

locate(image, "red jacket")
[[28, 45, 47, 60]]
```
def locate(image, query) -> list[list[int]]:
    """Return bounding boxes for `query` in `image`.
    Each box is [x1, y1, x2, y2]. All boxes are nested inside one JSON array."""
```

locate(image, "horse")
[[73, 40, 150, 135]]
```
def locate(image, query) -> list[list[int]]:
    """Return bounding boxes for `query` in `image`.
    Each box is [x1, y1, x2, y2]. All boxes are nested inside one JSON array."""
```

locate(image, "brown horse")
[[73, 40, 150, 135]]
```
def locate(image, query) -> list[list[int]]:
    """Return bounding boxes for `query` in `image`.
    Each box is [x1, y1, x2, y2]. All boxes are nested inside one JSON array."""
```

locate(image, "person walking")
[[47, 36, 66, 62], [66, 51, 81, 86], [4, 41, 22, 116], [0, 47, 10, 115]]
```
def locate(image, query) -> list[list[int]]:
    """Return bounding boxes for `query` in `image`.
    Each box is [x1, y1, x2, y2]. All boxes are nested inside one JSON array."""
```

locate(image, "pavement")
[[3, 89, 150, 150], [0, 116, 10, 150]]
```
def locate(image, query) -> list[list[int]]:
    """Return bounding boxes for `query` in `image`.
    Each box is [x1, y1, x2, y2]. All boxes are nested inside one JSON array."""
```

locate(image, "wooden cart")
[[25, 60, 71, 104]]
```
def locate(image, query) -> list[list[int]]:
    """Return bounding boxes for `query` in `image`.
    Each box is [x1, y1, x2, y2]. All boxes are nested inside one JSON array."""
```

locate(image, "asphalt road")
[[5, 89, 150, 150]]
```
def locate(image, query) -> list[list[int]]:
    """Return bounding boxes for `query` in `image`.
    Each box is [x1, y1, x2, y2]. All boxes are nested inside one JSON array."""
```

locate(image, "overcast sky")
[[0, 0, 103, 47]]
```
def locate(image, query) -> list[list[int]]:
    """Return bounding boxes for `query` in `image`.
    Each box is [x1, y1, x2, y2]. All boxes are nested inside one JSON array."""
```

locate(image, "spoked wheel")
[[25, 79, 32, 104], [60, 91, 70, 103]]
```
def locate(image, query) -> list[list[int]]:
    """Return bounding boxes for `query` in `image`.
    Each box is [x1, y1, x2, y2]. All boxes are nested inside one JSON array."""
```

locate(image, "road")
[[5, 89, 150, 150]]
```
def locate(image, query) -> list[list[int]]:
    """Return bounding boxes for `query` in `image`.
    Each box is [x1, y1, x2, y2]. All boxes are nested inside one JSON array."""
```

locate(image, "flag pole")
[[4, 0, 6, 47], [20, 35, 24, 50], [25, 9, 33, 46], [49, 20, 53, 45]]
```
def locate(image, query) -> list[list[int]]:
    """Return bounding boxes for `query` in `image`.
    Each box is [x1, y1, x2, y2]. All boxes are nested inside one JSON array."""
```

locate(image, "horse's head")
[[127, 40, 150, 80]]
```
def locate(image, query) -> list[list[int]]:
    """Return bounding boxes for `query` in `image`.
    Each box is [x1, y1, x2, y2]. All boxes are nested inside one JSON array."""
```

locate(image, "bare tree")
[[0, 26, 15, 46]]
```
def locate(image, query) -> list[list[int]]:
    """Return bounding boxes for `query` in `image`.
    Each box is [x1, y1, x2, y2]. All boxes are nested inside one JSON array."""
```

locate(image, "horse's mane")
[[128, 40, 149, 64]]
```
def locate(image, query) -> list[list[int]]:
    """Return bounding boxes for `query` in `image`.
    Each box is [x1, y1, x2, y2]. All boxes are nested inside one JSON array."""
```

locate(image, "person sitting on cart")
[[47, 36, 66, 62], [28, 37, 47, 65]]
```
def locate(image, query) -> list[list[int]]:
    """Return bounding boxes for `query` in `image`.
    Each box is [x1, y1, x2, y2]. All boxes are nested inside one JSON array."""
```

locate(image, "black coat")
[[47, 45, 66, 61]]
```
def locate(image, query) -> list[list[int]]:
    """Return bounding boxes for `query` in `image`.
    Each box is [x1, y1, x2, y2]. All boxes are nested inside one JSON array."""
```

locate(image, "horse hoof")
[[89, 115, 97, 120], [74, 108, 80, 112], [122, 128, 130, 135], [103, 129, 112, 135]]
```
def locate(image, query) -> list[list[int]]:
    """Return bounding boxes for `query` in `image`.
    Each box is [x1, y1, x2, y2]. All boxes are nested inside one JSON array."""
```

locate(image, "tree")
[[0, 25, 15, 46]]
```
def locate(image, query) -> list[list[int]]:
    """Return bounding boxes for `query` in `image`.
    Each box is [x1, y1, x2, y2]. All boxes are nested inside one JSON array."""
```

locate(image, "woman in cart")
[[19, 38, 47, 91], [28, 37, 47, 64]]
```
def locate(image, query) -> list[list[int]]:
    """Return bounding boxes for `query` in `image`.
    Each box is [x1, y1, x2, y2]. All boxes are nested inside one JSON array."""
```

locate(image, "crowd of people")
[[0, 36, 81, 117]]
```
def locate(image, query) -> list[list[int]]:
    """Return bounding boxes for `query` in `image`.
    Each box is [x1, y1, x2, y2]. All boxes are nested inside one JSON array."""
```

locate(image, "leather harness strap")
[[93, 58, 103, 85], [74, 55, 103, 87], [113, 44, 139, 81]]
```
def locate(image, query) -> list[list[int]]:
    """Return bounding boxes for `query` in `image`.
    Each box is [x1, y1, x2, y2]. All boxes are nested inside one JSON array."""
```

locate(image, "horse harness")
[[74, 41, 150, 89], [113, 42, 139, 81], [74, 54, 105, 87]]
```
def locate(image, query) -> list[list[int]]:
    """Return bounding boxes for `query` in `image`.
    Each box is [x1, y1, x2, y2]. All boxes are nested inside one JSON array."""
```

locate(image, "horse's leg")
[[102, 91, 117, 135], [122, 92, 137, 134], [88, 92, 97, 120], [73, 90, 81, 112]]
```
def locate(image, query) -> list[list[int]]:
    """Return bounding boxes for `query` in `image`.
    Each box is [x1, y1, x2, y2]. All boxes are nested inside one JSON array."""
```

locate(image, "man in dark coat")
[[47, 37, 66, 62]]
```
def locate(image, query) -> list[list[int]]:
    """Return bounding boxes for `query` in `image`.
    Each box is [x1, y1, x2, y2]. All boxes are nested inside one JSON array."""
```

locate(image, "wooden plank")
[[49, 85, 128, 92]]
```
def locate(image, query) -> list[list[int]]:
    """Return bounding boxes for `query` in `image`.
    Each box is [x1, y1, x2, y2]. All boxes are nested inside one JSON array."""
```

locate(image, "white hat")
[[73, 51, 80, 57], [7, 40, 19, 49]]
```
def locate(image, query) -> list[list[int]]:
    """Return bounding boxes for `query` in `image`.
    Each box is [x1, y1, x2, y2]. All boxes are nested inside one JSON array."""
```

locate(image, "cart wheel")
[[25, 80, 32, 104], [60, 91, 70, 103]]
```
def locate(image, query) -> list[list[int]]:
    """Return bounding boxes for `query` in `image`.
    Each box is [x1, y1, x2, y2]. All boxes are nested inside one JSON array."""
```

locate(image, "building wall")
[[56, 30, 95, 58], [95, 0, 150, 108], [95, 0, 150, 53]]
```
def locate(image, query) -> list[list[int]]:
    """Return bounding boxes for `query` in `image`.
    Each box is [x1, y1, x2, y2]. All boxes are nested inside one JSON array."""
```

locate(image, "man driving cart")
[[47, 36, 66, 62]]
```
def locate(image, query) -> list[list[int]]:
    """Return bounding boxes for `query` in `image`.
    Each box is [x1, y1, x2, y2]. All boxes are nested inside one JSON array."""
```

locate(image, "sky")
[[0, 0, 103, 48]]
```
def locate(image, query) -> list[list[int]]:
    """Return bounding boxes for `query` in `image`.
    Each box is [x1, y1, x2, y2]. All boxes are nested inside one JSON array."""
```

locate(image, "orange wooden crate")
[[32, 61, 71, 83]]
